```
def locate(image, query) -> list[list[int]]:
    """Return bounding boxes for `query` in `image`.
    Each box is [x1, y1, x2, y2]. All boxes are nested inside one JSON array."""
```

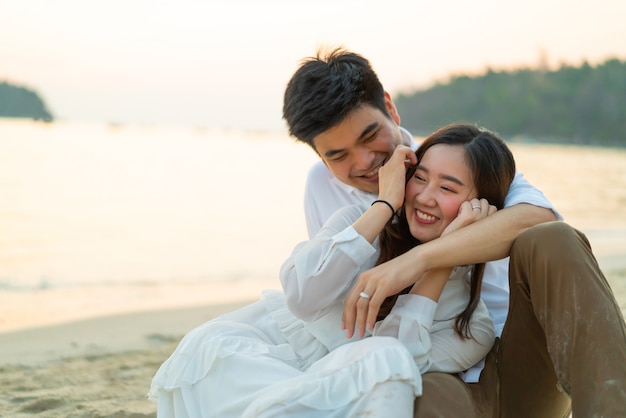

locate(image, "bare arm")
[[418, 203, 556, 270], [343, 202, 556, 337], [352, 145, 417, 242]]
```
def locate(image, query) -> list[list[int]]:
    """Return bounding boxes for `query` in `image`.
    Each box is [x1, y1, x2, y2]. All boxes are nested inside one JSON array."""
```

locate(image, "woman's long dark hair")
[[375, 123, 516, 339]]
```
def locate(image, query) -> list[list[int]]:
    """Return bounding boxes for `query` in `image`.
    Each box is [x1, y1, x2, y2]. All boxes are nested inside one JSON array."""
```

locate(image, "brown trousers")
[[414, 222, 626, 417]]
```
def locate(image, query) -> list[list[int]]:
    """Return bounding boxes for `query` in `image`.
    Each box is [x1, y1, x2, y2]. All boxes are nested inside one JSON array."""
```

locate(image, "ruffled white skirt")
[[149, 291, 422, 418]]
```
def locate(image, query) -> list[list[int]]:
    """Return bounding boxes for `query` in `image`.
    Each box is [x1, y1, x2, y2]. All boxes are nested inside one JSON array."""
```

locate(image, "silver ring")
[[359, 291, 371, 300], [472, 206, 481, 210]]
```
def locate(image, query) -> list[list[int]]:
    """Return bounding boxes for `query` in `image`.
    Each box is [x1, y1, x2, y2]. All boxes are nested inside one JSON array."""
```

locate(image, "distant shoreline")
[[0, 81, 53, 121]]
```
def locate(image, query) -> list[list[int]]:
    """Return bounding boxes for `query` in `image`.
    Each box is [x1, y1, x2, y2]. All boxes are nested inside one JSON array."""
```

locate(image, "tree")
[[0, 82, 54, 121]]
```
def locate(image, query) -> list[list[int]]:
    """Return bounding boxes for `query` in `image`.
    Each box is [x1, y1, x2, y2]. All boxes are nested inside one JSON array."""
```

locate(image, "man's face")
[[311, 96, 403, 194]]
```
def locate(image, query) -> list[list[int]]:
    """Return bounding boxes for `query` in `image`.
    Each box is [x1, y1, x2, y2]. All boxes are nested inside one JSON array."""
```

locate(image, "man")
[[282, 47, 626, 417]]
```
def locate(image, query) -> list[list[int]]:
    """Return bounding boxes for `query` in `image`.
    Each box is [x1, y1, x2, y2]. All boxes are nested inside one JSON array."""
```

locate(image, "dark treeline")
[[394, 58, 626, 147], [0, 81, 53, 121]]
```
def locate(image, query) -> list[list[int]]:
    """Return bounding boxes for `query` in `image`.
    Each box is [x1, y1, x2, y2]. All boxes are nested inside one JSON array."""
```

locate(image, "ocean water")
[[0, 119, 318, 291], [1, 119, 625, 293]]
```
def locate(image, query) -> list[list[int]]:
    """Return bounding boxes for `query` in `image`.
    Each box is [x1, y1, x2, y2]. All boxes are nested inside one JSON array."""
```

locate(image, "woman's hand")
[[377, 145, 417, 211], [342, 249, 426, 338], [351, 146, 417, 243], [441, 198, 497, 237]]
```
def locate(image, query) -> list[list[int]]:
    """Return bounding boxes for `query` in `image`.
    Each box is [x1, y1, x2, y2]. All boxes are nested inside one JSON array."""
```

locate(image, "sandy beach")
[[1, 268, 625, 417], [0, 301, 254, 417], [0, 126, 625, 417]]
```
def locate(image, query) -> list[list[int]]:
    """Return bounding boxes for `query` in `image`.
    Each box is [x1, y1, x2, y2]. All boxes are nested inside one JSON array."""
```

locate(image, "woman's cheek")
[[441, 199, 464, 226]]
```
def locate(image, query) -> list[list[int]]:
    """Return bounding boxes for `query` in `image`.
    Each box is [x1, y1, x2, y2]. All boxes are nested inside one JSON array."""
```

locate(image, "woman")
[[149, 123, 515, 417]]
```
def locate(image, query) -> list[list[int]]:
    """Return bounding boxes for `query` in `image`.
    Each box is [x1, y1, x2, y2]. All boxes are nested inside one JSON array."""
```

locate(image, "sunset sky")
[[2, 0, 625, 132]]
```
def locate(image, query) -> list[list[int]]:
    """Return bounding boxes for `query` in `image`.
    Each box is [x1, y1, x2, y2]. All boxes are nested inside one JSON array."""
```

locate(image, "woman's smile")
[[414, 208, 438, 224]]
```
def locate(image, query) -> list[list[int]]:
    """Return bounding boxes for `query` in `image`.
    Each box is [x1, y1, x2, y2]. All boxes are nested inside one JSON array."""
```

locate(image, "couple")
[[150, 49, 626, 417]]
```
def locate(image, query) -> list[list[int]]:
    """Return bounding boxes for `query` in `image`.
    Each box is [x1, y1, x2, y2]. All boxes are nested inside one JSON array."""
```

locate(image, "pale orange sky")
[[1, 0, 625, 132]]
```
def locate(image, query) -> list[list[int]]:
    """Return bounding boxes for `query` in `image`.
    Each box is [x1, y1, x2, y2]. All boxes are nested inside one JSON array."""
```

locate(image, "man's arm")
[[418, 203, 556, 270], [342, 203, 556, 338]]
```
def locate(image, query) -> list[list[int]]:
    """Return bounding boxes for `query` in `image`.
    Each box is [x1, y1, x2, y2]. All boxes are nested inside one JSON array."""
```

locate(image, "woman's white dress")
[[149, 205, 495, 417]]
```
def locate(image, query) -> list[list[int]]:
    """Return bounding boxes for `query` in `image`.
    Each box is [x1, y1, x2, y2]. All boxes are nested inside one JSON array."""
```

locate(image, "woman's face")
[[405, 144, 477, 243]]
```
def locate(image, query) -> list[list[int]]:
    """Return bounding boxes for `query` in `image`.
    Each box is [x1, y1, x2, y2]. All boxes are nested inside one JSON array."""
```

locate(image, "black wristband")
[[371, 199, 395, 217]]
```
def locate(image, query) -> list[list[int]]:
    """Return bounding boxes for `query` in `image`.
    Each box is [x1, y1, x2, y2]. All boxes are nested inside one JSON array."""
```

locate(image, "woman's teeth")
[[417, 210, 436, 221]]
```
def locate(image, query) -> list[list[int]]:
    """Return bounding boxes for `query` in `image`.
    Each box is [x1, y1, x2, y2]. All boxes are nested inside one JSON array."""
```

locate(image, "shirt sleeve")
[[506, 172, 563, 220], [373, 290, 496, 374], [304, 189, 324, 240], [427, 299, 495, 374], [303, 161, 376, 238], [279, 205, 378, 321], [303, 162, 334, 238], [373, 294, 437, 372]]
